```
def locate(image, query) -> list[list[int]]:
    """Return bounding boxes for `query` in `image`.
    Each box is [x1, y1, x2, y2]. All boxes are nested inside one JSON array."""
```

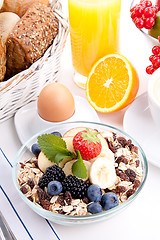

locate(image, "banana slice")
[[63, 159, 91, 181], [89, 157, 116, 189]]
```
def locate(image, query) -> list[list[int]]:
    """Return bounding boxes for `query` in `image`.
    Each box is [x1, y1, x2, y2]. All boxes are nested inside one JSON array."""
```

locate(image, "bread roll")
[[0, 0, 4, 9], [0, 12, 20, 45], [0, 36, 6, 81], [6, 3, 59, 78], [1, 0, 49, 17]]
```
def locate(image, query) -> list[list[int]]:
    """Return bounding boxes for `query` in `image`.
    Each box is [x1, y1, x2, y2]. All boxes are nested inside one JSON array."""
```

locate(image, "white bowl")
[[148, 68, 160, 129], [13, 121, 148, 225]]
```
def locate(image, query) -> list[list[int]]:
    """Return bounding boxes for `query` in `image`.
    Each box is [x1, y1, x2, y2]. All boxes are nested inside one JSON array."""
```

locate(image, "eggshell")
[[37, 82, 75, 122]]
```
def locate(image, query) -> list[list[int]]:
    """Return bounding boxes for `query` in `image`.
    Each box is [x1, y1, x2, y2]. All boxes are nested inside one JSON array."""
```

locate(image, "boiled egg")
[[37, 82, 75, 122]]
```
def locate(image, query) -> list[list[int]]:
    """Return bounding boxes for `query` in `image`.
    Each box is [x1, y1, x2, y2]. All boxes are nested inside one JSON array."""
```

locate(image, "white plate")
[[123, 92, 160, 168], [14, 96, 100, 145]]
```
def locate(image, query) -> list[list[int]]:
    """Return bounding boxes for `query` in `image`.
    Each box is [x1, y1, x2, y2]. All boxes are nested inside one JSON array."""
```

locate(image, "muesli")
[[17, 127, 142, 216]]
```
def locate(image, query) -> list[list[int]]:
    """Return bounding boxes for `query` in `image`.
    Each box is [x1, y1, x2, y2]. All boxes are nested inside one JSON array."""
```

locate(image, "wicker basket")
[[0, 0, 69, 123]]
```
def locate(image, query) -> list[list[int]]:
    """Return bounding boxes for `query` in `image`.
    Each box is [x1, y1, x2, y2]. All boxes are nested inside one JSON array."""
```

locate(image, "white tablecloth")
[[0, 0, 160, 239]]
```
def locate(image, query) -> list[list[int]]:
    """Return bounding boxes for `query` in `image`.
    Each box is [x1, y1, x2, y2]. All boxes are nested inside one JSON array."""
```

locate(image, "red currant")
[[134, 17, 144, 29], [140, 0, 152, 7], [144, 17, 155, 29], [146, 65, 155, 74], [130, 6, 135, 13], [134, 5, 144, 16], [143, 7, 156, 18], [153, 56, 160, 67], [149, 54, 155, 63], [131, 11, 137, 19], [152, 46, 160, 55]]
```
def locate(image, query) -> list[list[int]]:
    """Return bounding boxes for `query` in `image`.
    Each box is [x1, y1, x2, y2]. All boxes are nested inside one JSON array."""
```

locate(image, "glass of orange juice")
[[68, 0, 121, 88]]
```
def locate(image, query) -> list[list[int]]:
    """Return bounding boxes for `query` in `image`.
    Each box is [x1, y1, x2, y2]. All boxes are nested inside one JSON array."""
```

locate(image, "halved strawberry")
[[73, 128, 102, 160]]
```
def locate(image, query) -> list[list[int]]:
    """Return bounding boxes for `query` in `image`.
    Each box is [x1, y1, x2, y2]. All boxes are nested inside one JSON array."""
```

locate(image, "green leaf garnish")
[[37, 134, 75, 165], [72, 150, 87, 179]]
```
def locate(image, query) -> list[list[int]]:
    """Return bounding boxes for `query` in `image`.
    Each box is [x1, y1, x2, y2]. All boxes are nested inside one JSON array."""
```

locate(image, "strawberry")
[[73, 128, 102, 160]]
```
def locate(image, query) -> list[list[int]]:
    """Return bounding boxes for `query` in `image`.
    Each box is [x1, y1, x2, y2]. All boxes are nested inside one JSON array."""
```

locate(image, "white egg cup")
[[15, 95, 100, 144]]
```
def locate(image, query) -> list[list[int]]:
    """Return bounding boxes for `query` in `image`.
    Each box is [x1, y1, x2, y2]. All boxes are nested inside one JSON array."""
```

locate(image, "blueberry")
[[101, 192, 119, 210], [87, 184, 102, 202], [47, 181, 62, 196], [31, 143, 41, 157], [88, 202, 103, 214], [51, 131, 62, 138]]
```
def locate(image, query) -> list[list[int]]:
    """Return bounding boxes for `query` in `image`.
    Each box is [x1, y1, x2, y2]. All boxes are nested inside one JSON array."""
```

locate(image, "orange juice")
[[68, 0, 121, 77]]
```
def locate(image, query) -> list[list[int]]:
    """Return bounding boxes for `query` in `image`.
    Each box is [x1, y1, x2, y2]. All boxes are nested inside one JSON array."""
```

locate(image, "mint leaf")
[[37, 134, 75, 164], [54, 153, 72, 165], [72, 150, 87, 179]]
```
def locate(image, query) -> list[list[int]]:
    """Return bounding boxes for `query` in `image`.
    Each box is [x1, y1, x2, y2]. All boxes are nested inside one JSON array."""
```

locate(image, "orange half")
[[86, 53, 139, 113]]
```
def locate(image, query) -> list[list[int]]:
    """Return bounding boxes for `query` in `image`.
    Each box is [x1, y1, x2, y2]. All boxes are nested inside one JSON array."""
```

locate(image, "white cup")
[[148, 68, 160, 129]]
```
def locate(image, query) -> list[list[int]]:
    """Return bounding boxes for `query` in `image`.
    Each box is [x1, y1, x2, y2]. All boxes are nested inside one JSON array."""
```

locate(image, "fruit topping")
[[47, 180, 63, 196], [62, 175, 90, 199], [87, 202, 103, 214], [126, 189, 136, 198], [89, 157, 116, 189], [51, 131, 62, 137], [37, 188, 51, 202], [101, 192, 119, 210], [38, 165, 65, 189], [73, 128, 102, 160], [130, 0, 158, 29], [31, 143, 41, 157], [87, 184, 102, 202]]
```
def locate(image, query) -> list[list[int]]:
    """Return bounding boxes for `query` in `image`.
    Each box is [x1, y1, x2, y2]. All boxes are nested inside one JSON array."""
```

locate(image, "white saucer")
[[123, 92, 160, 168], [14, 96, 100, 145]]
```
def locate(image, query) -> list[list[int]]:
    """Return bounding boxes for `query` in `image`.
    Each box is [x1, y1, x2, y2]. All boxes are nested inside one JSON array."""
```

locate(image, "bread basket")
[[0, 0, 69, 123]]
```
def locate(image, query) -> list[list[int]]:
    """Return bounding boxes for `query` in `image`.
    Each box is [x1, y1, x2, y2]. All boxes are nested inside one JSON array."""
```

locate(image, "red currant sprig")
[[146, 46, 160, 74], [131, 0, 158, 29]]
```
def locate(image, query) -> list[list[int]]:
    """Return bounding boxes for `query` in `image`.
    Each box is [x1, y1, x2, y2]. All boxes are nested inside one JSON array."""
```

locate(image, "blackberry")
[[38, 165, 65, 189], [62, 175, 90, 199]]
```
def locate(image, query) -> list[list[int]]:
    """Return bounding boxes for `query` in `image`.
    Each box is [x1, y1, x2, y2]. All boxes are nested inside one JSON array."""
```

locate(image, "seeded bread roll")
[[1, 0, 49, 17], [6, 3, 59, 78], [0, 36, 6, 81]]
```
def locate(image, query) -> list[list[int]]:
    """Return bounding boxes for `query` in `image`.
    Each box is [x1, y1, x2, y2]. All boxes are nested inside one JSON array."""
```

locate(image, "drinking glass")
[[68, 0, 121, 87]]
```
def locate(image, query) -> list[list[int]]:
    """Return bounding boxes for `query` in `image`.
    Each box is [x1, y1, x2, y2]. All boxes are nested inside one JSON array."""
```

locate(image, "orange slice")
[[86, 53, 139, 113]]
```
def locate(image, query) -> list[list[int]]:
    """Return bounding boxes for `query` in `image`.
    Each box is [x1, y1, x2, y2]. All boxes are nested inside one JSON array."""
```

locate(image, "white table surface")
[[0, 0, 160, 239]]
